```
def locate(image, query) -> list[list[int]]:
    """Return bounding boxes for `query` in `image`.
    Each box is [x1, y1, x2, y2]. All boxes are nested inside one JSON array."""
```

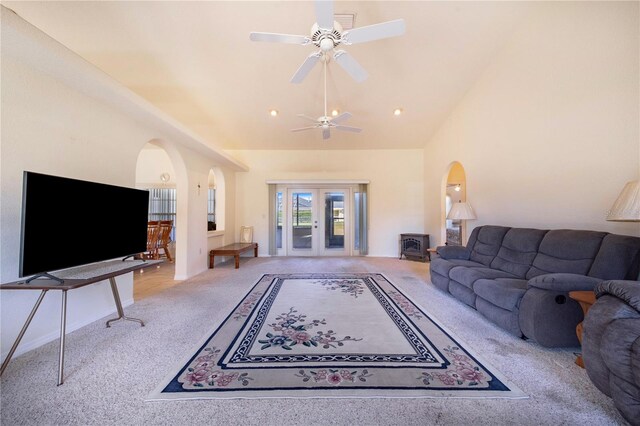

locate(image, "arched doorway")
[[135, 140, 188, 280], [441, 162, 468, 245]]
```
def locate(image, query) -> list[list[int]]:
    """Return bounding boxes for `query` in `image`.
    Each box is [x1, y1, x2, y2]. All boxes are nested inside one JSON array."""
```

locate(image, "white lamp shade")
[[447, 202, 477, 220], [607, 180, 640, 221]]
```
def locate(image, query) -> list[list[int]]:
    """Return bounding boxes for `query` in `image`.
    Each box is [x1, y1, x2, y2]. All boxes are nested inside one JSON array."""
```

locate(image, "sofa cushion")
[[490, 228, 548, 278], [468, 226, 510, 266], [449, 266, 517, 290], [589, 234, 640, 280], [526, 230, 607, 279], [474, 278, 528, 311], [430, 257, 485, 278]]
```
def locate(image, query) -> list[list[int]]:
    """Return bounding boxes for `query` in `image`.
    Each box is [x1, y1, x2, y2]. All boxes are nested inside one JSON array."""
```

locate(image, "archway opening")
[[135, 140, 188, 283], [441, 162, 468, 245]]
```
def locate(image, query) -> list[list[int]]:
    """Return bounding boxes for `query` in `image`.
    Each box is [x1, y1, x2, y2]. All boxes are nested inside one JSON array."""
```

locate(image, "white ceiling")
[[3, 1, 533, 151]]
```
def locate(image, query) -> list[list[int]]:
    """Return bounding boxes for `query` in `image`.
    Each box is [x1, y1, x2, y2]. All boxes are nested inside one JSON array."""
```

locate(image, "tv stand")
[[121, 255, 140, 262], [0, 259, 161, 385], [25, 272, 64, 284]]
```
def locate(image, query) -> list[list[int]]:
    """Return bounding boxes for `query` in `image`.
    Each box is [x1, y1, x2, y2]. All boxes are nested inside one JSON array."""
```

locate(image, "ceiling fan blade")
[[341, 19, 406, 45], [335, 125, 362, 133], [331, 112, 352, 124], [249, 32, 310, 45], [297, 114, 320, 123], [314, 0, 334, 30], [291, 126, 318, 132], [322, 127, 331, 140], [333, 50, 368, 83], [291, 52, 322, 83]]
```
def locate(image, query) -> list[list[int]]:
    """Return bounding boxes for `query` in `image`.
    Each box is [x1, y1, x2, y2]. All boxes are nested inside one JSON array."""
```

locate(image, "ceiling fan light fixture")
[[319, 38, 335, 52], [331, 109, 339, 116], [250, 1, 405, 84]]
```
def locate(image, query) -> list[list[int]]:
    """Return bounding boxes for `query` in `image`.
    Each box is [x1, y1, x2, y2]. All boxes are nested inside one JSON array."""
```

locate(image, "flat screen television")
[[19, 171, 150, 278]]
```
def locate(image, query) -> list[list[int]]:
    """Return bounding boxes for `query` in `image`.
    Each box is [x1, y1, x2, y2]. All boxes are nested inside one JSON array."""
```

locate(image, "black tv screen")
[[19, 171, 150, 277]]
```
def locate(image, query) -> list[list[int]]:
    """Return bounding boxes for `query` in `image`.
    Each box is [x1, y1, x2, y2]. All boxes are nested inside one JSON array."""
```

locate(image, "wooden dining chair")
[[157, 220, 174, 262], [140, 221, 161, 260]]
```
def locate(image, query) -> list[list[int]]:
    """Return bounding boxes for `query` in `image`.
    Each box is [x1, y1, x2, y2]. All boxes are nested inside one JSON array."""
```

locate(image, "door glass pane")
[[354, 193, 361, 250], [276, 192, 283, 249], [325, 193, 345, 249], [292, 192, 313, 249]]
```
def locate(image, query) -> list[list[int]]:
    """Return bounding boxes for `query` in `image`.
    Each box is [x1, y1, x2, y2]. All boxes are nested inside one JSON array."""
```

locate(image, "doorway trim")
[[266, 180, 370, 185], [267, 180, 369, 257]]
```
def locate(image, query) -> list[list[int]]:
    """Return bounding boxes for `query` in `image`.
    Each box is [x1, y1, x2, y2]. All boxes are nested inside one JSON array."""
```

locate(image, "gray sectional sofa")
[[430, 225, 640, 347], [583, 280, 640, 425]]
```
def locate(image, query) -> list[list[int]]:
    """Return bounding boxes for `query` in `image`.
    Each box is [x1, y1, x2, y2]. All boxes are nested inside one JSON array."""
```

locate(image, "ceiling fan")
[[291, 59, 362, 140], [250, 0, 405, 83]]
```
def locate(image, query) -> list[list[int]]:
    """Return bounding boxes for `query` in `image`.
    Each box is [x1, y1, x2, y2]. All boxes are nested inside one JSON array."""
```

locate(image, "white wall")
[[0, 54, 152, 359], [424, 1, 640, 244], [228, 149, 424, 257], [0, 11, 242, 359], [136, 146, 176, 187]]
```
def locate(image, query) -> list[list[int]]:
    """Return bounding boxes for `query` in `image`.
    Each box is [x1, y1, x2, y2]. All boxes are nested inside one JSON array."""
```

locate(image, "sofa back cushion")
[[468, 226, 510, 266], [526, 230, 607, 279], [490, 228, 548, 278], [589, 234, 640, 280]]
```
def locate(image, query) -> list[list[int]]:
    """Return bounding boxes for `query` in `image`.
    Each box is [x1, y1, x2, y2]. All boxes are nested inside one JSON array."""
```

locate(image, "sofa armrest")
[[527, 273, 602, 292], [595, 280, 640, 311], [436, 245, 470, 260]]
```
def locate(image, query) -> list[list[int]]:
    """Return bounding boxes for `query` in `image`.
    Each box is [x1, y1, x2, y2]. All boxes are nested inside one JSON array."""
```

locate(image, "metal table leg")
[[57, 290, 67, 386], [0, 290, 48, 377], [105, 277, 144, 328]]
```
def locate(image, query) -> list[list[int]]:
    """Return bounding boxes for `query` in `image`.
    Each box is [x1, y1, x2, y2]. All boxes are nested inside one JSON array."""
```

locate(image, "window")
[[276, 191, 283, 249], [147, 188, 176, 240], [208, 168, 224, 231], [353, 189, 367, 253], [208, 188, 216, 230]]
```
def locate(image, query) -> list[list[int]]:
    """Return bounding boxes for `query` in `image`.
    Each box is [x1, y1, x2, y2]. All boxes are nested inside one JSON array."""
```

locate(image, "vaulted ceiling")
[[3, 1, 532, 150]]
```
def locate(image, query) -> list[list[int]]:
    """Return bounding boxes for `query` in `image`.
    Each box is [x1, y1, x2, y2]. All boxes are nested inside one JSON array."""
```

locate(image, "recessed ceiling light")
[[269, 109, 278, 117], [331, 109, 339, 117], [393, 108, 403, 116]]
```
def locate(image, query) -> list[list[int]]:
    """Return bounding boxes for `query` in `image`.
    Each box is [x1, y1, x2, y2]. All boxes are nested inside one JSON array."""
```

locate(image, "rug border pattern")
[[148, 273, 527, 400]]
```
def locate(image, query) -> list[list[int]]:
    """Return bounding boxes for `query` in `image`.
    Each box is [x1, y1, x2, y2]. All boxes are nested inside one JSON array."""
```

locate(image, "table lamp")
[[607, 180, 640, 221], [447, 201, 477, 244]]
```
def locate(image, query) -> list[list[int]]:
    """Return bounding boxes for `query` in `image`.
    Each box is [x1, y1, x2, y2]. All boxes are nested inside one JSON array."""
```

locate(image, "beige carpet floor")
[[0, 257, 627, 425]]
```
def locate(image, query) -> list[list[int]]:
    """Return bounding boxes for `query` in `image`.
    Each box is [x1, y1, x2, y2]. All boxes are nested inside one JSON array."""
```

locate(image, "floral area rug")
[[148, 273, 526, 400]]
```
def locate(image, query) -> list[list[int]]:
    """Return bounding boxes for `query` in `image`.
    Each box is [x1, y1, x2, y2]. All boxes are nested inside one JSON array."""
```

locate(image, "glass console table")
[[0, 259, 162, 385]]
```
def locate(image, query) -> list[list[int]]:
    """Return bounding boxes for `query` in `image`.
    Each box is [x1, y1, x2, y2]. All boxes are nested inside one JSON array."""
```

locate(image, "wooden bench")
[[209, 243, 258, 269]]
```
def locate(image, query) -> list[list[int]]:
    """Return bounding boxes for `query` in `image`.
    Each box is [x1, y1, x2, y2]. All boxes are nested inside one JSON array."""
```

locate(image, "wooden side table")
[[568, 290, 597, 368], [209, 242, 258, 269]]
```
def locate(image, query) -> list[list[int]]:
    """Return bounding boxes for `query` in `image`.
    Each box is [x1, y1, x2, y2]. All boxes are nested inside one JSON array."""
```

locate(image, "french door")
[[287, 188, 350, 256]]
